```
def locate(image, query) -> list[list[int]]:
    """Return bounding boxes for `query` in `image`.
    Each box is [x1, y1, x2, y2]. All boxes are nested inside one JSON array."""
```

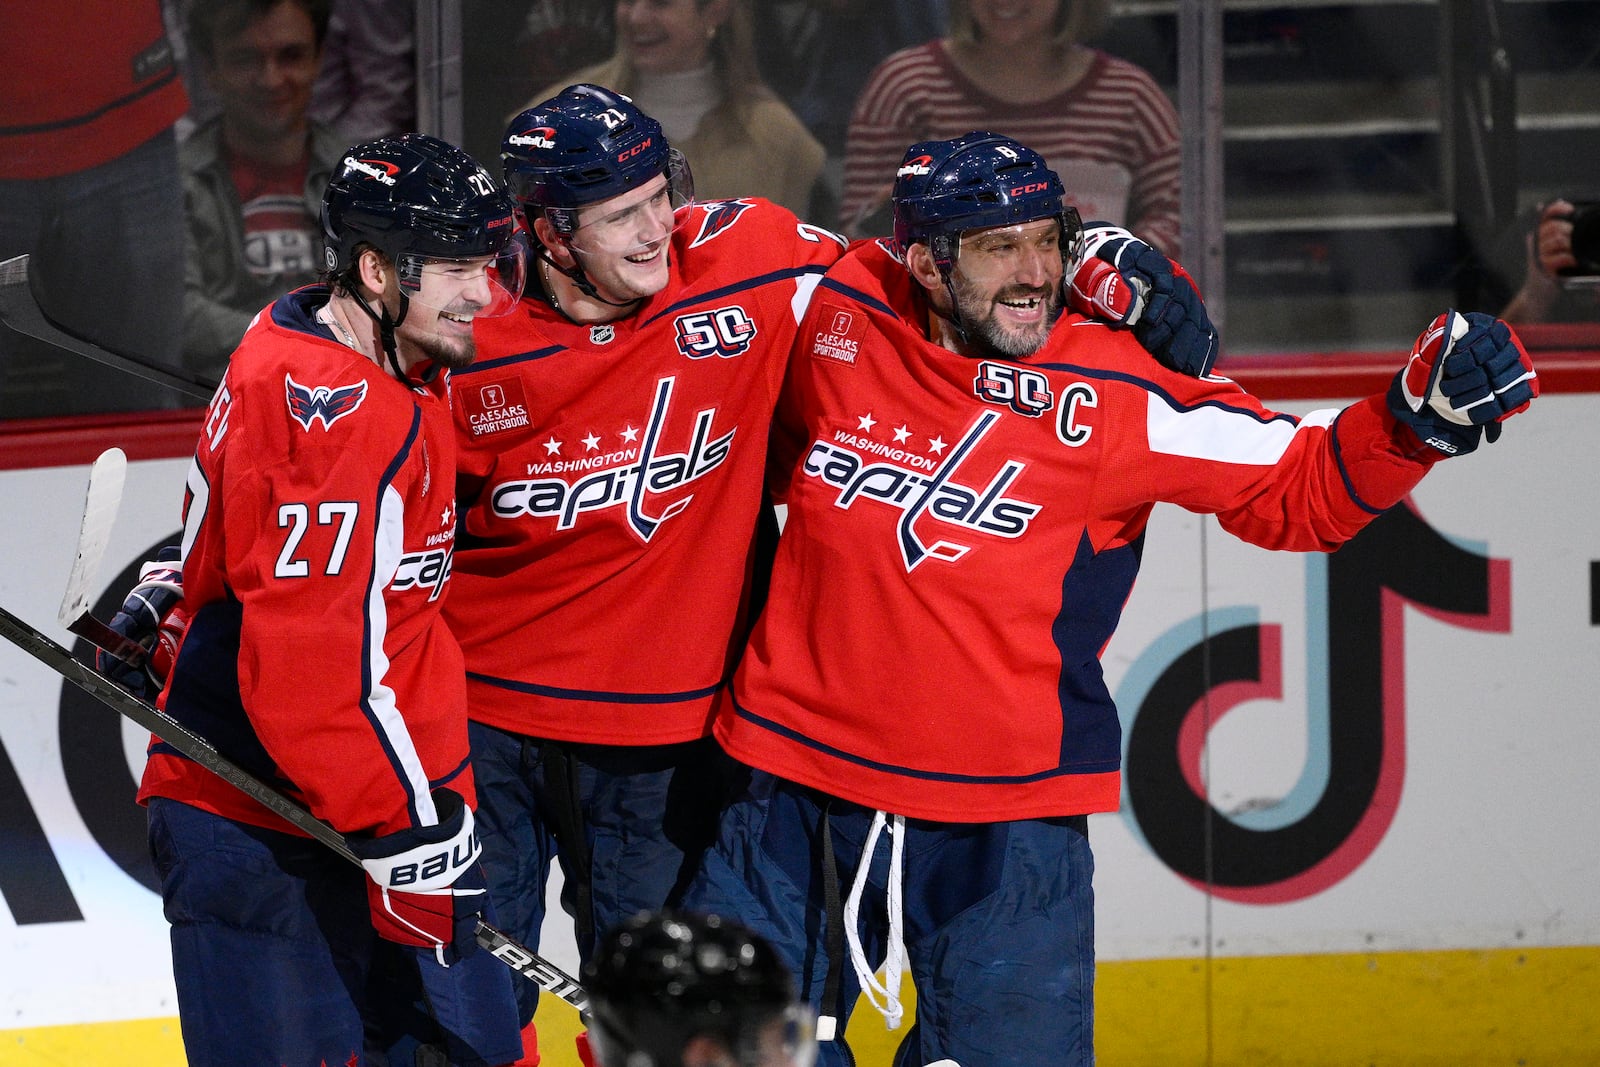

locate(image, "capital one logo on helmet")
[[345, 157, 398, 185], [897, 155, 934, 178], [802, 410, 1042, 572], [506, 126, 556, 150]]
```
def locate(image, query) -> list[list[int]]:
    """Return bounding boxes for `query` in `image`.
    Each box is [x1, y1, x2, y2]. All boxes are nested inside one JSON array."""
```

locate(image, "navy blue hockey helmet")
[[584, 911, 816, 1067], [501, 83, 693, 238], [322, 133, 520, 281], [891, 131, 1082, 278]]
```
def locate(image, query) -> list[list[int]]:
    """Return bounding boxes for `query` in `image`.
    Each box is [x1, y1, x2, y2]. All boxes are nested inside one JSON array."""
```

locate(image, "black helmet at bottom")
[[584, 910, 816, 1067]]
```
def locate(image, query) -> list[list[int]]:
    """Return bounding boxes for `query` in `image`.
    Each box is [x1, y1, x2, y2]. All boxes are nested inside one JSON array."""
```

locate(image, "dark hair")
[[187, 0, 333, 64]]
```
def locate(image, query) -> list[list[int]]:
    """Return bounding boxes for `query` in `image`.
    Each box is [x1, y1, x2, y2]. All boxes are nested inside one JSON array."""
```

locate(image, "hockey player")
[[582, 910, 817, 1067], [135, 133, 528, 1067], [445, 86, 1217, 1061], [682, 132, 1539, 1066], [443, 85, 846, 1060]]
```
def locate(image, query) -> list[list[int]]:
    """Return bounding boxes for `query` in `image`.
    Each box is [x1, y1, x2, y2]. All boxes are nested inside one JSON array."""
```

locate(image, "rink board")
[[1, 365, 1597, 1065]]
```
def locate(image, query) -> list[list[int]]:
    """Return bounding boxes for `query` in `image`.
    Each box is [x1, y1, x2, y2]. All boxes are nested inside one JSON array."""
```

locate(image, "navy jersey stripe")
[[468, 671, 723, 706], [730, 695, 1120, 784]]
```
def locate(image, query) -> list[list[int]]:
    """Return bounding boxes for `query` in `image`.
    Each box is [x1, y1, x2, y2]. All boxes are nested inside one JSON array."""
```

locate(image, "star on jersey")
[[929, 436, 947, 454], [488, 375, 735, 542], [801, 411, 1042, 571], [893, 425, 912, 443], [858, 413, 877, 432], [582, 433, 602, 451]]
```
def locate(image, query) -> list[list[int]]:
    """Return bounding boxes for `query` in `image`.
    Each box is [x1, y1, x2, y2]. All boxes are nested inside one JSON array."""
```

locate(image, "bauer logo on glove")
[[1389, 309, 1539, 456]]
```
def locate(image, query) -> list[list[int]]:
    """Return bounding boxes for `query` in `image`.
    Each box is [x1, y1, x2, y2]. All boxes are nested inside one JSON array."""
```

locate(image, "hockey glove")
[[1387, 310, 1539, 457], [1069, 224, 1221, 378], [95, 546, 187, 702], [349, 788, 488, 967]]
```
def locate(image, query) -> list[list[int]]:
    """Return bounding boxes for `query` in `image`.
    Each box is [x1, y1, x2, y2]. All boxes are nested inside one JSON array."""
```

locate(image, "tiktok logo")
[[1116, 501, 1510, 902]]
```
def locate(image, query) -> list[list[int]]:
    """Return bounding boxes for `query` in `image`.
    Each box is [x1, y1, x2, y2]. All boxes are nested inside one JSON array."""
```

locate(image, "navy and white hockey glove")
[[1068, 224, 1221, 378], [95, 546, 186, 702], [349, 788, 488, 967], [1387, 310, 1539, 457]]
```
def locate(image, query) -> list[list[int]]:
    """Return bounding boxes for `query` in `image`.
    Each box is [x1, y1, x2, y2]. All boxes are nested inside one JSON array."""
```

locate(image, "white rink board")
[[1, 394, 1597, 1029]]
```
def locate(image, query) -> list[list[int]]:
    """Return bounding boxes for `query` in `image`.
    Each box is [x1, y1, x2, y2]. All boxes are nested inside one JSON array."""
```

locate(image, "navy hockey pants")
[[148, 797, 523, 1067], [467, 721, 738, 1023], [681, 771, 1096, 1067]]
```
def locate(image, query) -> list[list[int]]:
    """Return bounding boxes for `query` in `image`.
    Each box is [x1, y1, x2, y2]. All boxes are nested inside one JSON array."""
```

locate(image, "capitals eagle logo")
[[286, 373, 369, 431]]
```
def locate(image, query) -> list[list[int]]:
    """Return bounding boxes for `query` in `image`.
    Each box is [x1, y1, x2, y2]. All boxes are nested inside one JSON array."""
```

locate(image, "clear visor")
[[563, 151, 695, 257], [398, 238, 527, 319], [736, 1004, 820, 1067], [952, 218, 1071, 290]]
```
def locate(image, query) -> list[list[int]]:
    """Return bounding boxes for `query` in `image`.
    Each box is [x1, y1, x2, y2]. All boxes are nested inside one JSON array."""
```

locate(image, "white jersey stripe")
[[1147, 395, 1339, 465]]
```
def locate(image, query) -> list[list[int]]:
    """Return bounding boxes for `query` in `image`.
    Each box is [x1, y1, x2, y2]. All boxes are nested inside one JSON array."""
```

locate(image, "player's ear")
[[531, 216, 576, 269], [354, 247, 390, 299], [904, 241, 945, 293]]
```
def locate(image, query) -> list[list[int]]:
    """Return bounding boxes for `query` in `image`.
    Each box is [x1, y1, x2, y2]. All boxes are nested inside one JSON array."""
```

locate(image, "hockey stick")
[[56, 447, 149, 667], [0, 604, 590, 1013], [0, 254, 218, 402]]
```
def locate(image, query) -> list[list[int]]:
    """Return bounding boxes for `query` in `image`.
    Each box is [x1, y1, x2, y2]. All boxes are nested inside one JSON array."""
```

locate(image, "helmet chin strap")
[[535, 244, 641, 316], [343, 277, 422, 382]]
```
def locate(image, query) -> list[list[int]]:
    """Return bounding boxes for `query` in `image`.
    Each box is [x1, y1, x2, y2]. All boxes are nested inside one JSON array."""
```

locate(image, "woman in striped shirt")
[[839, 0, 1181, 255]]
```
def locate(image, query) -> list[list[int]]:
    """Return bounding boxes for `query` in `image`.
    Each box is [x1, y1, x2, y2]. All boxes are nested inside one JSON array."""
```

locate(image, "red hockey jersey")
[[447, 199, 847, 745], [715, 239, 1442, 823], [138, 289, 473, 838]]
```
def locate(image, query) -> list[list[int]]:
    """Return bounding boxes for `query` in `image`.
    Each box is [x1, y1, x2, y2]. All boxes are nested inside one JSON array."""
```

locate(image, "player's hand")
[[95, 546, 186, 701], [350, 788, 488, 967], [1069, 224, 1220, 377], [1387, 310, 1538, 456], [1534, 199, 1578, 278]]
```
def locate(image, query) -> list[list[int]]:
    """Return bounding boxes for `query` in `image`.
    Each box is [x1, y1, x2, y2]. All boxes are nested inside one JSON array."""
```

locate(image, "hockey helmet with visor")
[[501, 83, 694, 257], [891, 131, 1083, 284], [321, 133, 525, 319], [583, 910, 818, 1067]]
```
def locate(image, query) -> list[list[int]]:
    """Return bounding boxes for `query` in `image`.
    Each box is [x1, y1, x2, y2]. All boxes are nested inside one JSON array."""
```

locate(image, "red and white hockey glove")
[[1387, 310, 1539, 456], [349, 788, 488, 967], [95, 546, 188, 701], [1067, 223, 1220, 378]]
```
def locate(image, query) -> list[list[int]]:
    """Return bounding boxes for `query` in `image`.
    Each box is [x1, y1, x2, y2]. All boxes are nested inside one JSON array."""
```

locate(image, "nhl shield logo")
[[590, 324, 616, 345]]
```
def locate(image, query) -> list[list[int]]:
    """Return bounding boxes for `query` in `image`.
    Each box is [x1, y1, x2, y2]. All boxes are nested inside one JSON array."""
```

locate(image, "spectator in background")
[[754, 1, 946, 157], [838, 0, 1180, 252], [181, 0, 344, 379], [0, 1, 188, 417], [309, 0, 417, 143], [1501, 198, 1600, 324], [526, 0, 825, 218]]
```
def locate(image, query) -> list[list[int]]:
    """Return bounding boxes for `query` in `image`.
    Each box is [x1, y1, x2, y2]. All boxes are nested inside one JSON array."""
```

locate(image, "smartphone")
[[1561, 200, 1600, 277]]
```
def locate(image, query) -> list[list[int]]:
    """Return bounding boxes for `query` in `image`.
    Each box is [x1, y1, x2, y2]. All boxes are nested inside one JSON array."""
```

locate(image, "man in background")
[[181, 0, 343, 378]]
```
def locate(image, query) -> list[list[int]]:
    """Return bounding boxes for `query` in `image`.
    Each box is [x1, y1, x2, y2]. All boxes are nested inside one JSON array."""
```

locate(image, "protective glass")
[[735, 1004, 820, 1067], [952, 217, 1074, 292], [563, 151, 695, 256], [398, 238, 527, 319]]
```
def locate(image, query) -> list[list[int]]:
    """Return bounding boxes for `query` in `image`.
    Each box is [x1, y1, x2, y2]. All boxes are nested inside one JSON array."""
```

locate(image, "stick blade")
[[59, 447, 128, 628]]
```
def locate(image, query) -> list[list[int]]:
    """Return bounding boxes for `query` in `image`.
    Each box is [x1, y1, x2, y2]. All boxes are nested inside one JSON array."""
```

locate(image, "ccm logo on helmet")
[[507, 126, 556, 150], [345, 157, 398, 185], [1010, 182, 1051, 196], [617, 137, 653, 163]]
